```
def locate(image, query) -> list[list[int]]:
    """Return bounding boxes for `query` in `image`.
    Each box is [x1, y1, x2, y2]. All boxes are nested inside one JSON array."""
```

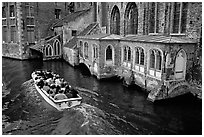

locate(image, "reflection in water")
[[2, 58, 202, 135]]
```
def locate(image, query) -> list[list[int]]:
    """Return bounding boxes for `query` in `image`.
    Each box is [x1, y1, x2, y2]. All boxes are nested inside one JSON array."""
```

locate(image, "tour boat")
[[31, 71, 82, 111]]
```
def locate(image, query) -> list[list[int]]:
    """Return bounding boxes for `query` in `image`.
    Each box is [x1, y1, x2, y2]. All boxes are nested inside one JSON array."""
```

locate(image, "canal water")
[[2, 58, 202, 135]]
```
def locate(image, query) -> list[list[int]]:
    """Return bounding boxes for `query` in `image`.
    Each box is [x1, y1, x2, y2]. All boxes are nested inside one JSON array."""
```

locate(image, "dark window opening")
[[10, 5, 15, 17], [125, 2, 138, 35], [72, 30, 77, 36], [110, 6, 120, 35], [69, 2, 75, 13], [55, 9, 61, 19], [124, 47, 127, 61], [106, 46, 112, 60], [135, 48, 139, 64], [140, 49, 145, 65], [2, 6, 6, 18], [127, 47, 131, 61], [150, 50, 155, 69], [172, 2, 188, 33], [27, 26, 35, 43], [149, 2, 159, 33], [10, 26, 16, 42]]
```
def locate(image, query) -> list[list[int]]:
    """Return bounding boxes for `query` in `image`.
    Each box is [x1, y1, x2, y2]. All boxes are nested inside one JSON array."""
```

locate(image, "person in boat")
[[45, 71, 53, 79], [46, 77, 55, 86], [42, 82, 50, 93], [36, 77, 44, 89], [54, 89, 67, 100], [48, 86, 56, 98]]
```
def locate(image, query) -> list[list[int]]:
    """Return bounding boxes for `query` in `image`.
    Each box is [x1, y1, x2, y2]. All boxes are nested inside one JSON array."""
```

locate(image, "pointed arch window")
[[156, 51, 162, 70], [149, 2, 159, 34], [124, 47, 127, 61], [149, 49, 163, 78], [172, 2, 188, 34], [140, 48, 145, 65], [124, 2, 138, 35], [123, 46, 131, 62], [84, 42, 89, 59], [135, 48, 140, 64], [106, 45, 112, 60], [53, 39, 61, 55], [127, 46, 131, 61], [93, 44, 98, 59], [110, 6, 120, 35], [49, 46, 52, 56], [79, 41, 83, 57], [45, 45, 52, 57], [135, 47, 145, 66], [150, 50, 155, 69]]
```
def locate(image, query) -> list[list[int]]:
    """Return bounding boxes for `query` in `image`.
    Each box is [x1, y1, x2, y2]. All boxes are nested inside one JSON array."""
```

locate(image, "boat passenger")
[[46, 78, 55, 86], [46, 71, 53, 79], [37, 78, 44, 89], [55, 78, 61, 87], [48, 87, 56, 98], [42, 82, 50, 93]]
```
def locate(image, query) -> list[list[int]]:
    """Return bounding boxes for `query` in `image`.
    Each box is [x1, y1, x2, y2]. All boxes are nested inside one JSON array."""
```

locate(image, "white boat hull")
[[32, 72, 82, 111]]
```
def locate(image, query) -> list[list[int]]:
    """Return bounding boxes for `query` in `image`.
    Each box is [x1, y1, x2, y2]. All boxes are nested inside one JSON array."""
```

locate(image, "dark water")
[[2, 58, 202, 135]]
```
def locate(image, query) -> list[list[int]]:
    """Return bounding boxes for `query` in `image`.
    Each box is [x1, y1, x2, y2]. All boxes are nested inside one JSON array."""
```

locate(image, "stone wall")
[[63, 47, 77, 66], [63, 10, 95, 45], [98, 40, 121, 78], [105, 2, 202, 41], [33, 2, 70, 40], [2, 43, 21, 59]]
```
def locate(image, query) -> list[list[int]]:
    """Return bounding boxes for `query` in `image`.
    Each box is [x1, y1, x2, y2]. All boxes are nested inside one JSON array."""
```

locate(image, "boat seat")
[[54, 93, 68, 100]]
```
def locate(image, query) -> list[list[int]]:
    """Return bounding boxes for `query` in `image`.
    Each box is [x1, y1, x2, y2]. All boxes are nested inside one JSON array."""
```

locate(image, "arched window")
[[93, 44, 98, 59], [124, 2, 138, 35], [150, 50, 155, 69], [149, 2, 160, 34], [106, 45, 112, 60], [135, 48, 139, 64], [124, 47, 127, 61], [127, 46, 131, 61], [53, 42, 57, 55], [175, 49, 187, 79], [45, 47, 49, 56], [135, 47, 145, 66], [95, 47, 98, 58], [110, 5, 120, 35], [140, 48, 145, 65], [57, 41, 61, 55], [84, 42, 89, 59], [53, 39, 61, 55], [156, 51, 162, 70], [79, 41, 83, 57], [45, 45, 52, 57], [49, 46, 52, 56], [172, 2, 188, 33]]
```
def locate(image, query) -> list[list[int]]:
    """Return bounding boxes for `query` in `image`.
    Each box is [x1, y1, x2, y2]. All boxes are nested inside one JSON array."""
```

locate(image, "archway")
[[78, 63, 91, 76]]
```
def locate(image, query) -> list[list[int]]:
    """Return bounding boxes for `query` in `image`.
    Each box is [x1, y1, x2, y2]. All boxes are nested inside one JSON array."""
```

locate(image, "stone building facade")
[[104, 2, 202, 40], [77, 34, 123, 79], [2, 2, 70, 59]]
